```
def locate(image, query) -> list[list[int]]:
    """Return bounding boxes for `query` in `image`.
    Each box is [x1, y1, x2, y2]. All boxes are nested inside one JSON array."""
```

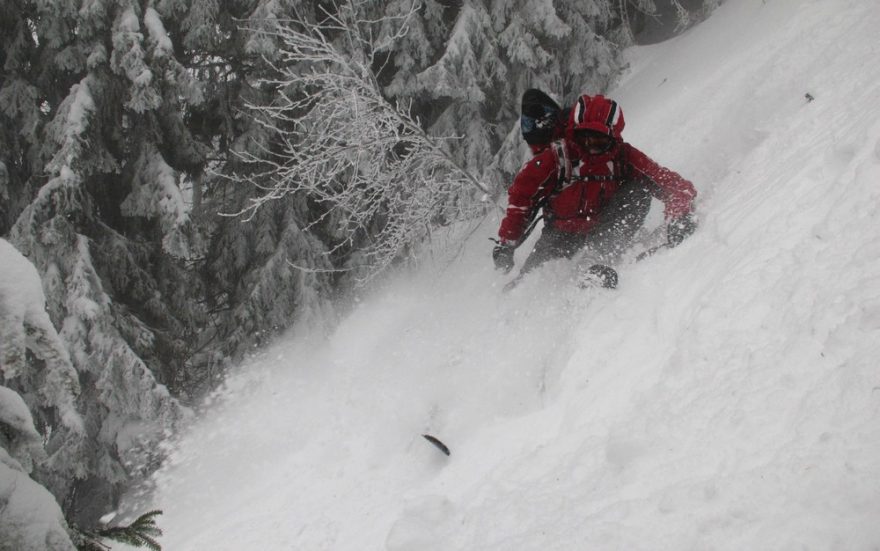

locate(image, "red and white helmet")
[[569, 94, 625, 140]]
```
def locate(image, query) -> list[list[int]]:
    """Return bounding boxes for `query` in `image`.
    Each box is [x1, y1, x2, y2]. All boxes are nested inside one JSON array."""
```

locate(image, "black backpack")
[[520, 88, 568, 147]]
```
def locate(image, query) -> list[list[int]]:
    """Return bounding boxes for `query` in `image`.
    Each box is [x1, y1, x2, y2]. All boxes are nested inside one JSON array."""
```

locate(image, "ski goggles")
[[573, 129, 615, 154]]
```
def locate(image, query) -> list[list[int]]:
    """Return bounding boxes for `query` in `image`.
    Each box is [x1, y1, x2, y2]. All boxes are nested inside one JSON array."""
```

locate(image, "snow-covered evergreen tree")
[[377, 0, 628, 191], [0, 0, 60, 235], [0, 236, 86, 490], [147, 0, 346, 379], [5, 0, 198, 526], [0, 389, 77, 551], [621, 0, 725, 43], [0, 239, 79, 550]]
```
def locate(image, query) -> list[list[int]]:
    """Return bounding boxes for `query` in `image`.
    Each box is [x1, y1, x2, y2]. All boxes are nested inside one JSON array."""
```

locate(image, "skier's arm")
[[624, 144, 696, 220], [498, 150, 558, 244]]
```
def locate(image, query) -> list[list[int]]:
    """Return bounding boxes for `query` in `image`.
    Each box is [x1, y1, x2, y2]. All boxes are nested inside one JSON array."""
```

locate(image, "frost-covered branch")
[[231, 1, 491, 282]]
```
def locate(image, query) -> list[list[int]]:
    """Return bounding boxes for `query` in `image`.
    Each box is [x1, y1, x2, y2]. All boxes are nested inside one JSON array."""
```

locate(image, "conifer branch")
[[78, 510, 164, 551]]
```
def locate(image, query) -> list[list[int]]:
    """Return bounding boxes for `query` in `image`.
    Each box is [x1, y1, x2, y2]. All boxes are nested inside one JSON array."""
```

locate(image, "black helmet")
[[521, 88, 561, 146]]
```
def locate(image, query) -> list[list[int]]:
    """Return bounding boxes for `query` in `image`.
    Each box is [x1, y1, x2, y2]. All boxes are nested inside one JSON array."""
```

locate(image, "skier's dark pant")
[[520, 179, 652, 275]]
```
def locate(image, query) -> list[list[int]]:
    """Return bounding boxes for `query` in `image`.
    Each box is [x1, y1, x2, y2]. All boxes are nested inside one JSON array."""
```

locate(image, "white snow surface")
[[135, 1, 880, 549]]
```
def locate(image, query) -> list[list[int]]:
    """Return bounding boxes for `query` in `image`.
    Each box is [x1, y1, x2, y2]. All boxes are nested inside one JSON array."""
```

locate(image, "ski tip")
[[422, 434, 451, 456]]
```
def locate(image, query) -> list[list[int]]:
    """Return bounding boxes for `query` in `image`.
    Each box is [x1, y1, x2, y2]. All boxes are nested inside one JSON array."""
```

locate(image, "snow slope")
[[132, 1, 880, 549]]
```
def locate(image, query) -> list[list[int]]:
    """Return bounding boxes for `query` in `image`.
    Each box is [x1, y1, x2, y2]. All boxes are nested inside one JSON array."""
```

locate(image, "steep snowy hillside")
[[128, 1, 880, 549]]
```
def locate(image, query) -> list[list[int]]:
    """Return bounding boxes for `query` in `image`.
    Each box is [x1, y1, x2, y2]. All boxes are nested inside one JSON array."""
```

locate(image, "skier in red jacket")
[[494, 94, 697, 284]]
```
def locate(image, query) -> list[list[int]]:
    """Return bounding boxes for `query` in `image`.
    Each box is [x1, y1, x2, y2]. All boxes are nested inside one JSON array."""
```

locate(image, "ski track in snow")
[[127, 1, 880, 549]]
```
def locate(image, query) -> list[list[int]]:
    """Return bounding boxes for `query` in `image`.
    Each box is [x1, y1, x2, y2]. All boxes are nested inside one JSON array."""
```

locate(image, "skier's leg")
[[582, 179, 652, 265], [519, 227, 587, 275]]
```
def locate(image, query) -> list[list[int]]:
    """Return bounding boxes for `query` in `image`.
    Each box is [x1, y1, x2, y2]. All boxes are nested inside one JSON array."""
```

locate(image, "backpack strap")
[[512, 140, 569, 246], [550, 139, 572, 193], [544, 138, 630, 184], [615, 142, 630, 183], [564, 143, 629, 183]]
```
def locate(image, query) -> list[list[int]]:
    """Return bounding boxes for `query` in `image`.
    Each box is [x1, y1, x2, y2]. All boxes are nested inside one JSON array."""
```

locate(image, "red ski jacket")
[[498, 140, 696, 243]]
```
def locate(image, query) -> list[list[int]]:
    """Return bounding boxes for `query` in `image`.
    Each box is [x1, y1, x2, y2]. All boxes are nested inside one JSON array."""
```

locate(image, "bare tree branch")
[[227, 1, 493, 283]]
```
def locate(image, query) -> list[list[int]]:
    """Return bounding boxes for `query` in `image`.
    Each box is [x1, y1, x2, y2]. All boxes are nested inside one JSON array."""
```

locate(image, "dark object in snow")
[[492, 241, 515, 273], [578, 264, 618, 289], [667, 212, 697, 248], [521, 89, 564, 149], [637, 212, 697, 260], [422, 434, 450, 456], [805, 92, 815, 102], [636, 243, 669, 261], [503, 261, 618, 293]]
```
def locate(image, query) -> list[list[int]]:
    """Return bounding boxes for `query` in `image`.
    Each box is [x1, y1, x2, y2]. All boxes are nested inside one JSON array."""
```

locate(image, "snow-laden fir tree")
[[377, 0, 627, 190], [153, 0, 346, 377], [0, 389, 77, 551], [4, 0, 202, 526], [0, 238, 80, 550]]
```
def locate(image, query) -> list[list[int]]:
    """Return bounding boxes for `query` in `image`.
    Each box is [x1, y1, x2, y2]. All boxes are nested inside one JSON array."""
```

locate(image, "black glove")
[[492, 243, 515, 273], [667, 213, 697, 248]]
